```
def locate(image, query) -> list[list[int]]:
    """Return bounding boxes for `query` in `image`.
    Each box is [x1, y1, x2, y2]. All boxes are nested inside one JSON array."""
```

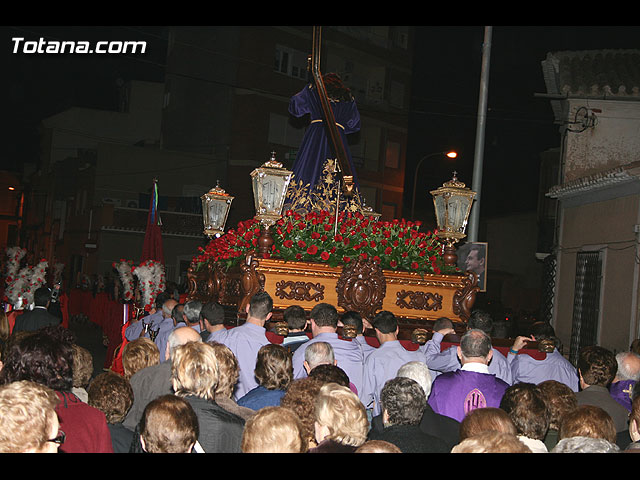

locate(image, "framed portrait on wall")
[[456, 242, 488, 292]]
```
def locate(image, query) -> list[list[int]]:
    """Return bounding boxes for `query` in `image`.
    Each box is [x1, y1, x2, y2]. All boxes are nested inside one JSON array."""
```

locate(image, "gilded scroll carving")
[[396, 290, 443, 311], [275, 280, 325, 302]]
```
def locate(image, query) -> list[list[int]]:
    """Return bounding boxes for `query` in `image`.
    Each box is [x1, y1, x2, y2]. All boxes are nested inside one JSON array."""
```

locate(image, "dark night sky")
[[406, 25, 640, 222], [1, 25, 638, 224], [0, 26, 168, 172]]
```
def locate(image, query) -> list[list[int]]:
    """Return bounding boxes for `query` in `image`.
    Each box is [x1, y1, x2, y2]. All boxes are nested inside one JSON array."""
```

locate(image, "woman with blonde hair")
[[208, 342, 255, 420], [310, 382, 369, 453], [171, 341, 245, 452], [241, 406, 307, 453], [121, 337, 160, 380], [0, 380, 62, 453]]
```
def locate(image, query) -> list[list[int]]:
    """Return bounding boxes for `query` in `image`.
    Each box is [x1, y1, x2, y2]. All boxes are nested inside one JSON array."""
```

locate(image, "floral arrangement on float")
[[191, 210, 456, 277]]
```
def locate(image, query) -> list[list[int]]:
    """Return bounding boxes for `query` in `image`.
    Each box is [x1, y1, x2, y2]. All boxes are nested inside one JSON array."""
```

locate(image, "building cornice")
[[547, 161, 640, 199]]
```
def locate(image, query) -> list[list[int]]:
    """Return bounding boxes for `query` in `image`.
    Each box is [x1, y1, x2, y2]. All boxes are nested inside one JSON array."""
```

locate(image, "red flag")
[[141, 178, 164, 264]]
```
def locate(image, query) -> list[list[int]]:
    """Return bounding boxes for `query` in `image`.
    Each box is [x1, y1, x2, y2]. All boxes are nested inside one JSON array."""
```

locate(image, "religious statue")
[[283, 73, 366, 215]]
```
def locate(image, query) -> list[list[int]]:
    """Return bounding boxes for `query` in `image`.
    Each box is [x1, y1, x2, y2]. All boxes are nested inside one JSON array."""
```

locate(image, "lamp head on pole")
[[250, 152, 293, 255], [430, 172, 476, 265], [250, 151, 293, 227], [201, 181, 234, 238]]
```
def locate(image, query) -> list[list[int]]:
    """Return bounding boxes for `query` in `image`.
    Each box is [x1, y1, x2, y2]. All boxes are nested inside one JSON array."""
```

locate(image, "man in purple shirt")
[[153, 298, 179, 363], [200, 301, 229, 344], [362, 311, 427, 416], [427, 329, 509, 423], [422, 313, 512, 385], [507, 322, 579, 392], [124, 292, 171, 341], [292, 303, 365, 399], [340, 310, 377, 360], [218, 292, 273, 400]]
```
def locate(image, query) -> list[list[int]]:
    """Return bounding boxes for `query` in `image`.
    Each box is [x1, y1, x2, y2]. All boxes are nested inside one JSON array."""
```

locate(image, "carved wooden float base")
[[188, 255, 478, 335]]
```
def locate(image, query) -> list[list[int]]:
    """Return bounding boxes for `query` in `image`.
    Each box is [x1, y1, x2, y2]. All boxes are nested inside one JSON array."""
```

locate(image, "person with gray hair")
[[291, 302, 365, 400], [397, 361, 432, 398], [152, 298, 178, 362], [366, 377, 449, 453], [551, 436, 620, 453], [303, 341, 335, 374], [122, 326, 202, 433], [181, 300, 203, 333], [609, 351, 640, 412], [369, 360, 461, 450], [427, 329, 510, 423]]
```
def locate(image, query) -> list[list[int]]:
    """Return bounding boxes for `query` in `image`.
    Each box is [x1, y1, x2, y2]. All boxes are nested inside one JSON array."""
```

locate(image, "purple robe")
[[421, 331, 513, 385], [609, 379, 636, 412], [427, 369, 509, 423], [288, 84, 361, 189]]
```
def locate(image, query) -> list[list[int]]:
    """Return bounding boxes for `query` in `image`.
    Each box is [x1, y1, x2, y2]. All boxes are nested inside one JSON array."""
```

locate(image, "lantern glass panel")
[[204, 197, 230, 230], [252, 172, 290, 216], [433, 195, 446, 230], [449, 195, 471, 232]]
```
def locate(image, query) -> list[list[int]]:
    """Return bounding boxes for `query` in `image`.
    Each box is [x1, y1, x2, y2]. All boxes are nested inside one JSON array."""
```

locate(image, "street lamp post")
[[411, 150, 457, 220]]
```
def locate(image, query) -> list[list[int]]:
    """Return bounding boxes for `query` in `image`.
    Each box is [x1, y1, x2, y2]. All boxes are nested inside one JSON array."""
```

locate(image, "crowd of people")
[[1, 285, 639, 454]]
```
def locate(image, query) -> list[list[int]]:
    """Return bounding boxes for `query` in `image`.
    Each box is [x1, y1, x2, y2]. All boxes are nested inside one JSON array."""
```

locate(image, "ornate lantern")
[[430, 172, 476, 266], [250, 151, 293, 254], [201, 181, 234, 238]]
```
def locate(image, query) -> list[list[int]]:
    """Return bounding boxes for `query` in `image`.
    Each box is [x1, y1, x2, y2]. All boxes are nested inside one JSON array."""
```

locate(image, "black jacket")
[[186, 395, 245, 453], [370, 403, 460, 450], [12, 306, 61, 333], [367, 424, 450, 453]]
